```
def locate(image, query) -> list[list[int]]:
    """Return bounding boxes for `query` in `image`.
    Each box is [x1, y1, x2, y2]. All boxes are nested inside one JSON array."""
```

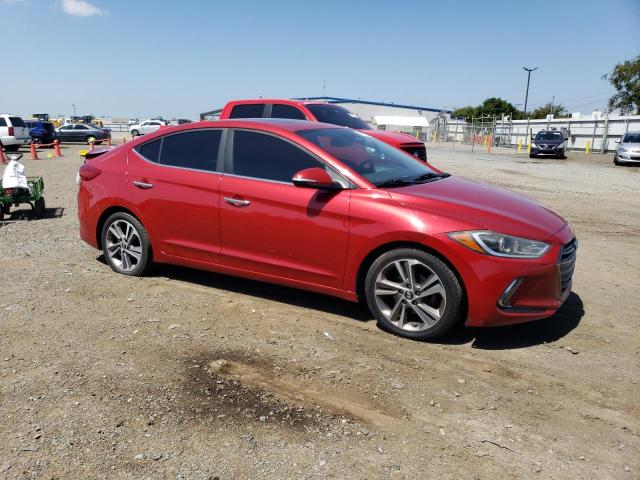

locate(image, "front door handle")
[[133, 180, 154, 189], [224, 197, 251, 207]]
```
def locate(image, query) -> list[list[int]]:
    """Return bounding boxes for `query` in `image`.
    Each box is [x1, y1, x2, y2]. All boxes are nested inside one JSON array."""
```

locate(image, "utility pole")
[[72, 104, 77, 116], [522, 66, 538, 117], [551, 95, 555, 116]]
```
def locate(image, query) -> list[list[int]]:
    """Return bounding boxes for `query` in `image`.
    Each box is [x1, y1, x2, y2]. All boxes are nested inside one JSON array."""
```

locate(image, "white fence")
[[438, 114, 640, 153]]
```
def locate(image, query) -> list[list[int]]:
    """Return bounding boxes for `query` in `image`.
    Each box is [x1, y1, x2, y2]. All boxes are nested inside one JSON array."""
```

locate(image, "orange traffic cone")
[[54, 140, 63, 157], [0, 147, 6, 164], [107, 137, 112, 147], [30, 142, 39, 160]]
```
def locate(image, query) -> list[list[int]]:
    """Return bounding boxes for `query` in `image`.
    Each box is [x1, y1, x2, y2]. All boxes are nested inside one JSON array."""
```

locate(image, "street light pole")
[[522, 66, 537, 117], [72, 104, 77, 116]]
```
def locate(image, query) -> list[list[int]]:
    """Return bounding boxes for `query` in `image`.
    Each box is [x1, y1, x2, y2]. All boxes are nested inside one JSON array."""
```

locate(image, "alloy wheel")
[[374, 258, 447, 331], [105, 219, 143, 273]]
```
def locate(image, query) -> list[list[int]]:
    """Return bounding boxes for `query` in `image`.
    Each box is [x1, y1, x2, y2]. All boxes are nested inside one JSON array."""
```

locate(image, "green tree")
[[603, 56, 640, 114], [529, 103, 569, 119], [476, 97, 520, 119], [452, 106, 477, 121]]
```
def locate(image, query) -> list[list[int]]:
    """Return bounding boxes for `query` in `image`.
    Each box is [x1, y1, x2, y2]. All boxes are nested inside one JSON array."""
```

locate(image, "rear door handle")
[[133, 181, 154, 189], [224, 197, 251, 207]]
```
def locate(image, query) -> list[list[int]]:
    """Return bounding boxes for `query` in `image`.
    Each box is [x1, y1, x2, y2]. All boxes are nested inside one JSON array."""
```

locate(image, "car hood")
[[619, 142, 640, 150], [387, 176, 567, 241], [361, 129, 422, 146]]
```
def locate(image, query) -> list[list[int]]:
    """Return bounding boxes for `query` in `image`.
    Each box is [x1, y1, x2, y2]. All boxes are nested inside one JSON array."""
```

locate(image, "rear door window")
[[232, 130, 321, 183], [270, 104, 307, 120], [158, 130, 222, 172], [135, 139, 162, 163], [0, 118, 7, 127], [229, 104, 265, 119], [9, 117, 26, 127]]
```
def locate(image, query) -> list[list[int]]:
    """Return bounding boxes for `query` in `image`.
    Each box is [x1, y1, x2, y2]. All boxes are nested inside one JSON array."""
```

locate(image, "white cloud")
[[60, 0, 107, 16]]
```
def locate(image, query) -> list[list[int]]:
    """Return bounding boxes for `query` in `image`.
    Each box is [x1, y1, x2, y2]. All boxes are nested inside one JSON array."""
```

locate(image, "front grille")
[[401, 144, 427, 161], [558, 238, 577, 291]]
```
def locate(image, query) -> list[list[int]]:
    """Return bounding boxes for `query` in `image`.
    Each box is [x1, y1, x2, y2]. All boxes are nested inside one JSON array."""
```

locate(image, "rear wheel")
[[32, 137, 42, 146], [33, 197, 45, 218], [86, 136, 97, 145], [131, 130, 139, 137], [0, 203, 8, 220], [101, 212, 152, 276], [4, 145, 20, 152], [365, 248, 464, 340]]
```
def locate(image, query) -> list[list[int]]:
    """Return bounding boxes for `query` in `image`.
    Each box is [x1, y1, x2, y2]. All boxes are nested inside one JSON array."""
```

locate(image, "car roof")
[[227, 98, 330, 107], [205, 118, 344, 132]]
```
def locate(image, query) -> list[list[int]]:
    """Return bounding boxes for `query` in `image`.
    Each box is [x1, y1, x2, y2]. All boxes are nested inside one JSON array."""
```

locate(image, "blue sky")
[[1, 0, 638, 119]]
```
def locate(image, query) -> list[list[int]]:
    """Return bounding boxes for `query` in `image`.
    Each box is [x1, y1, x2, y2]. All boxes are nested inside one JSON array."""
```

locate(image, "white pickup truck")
[[0, 114, 31, 151]]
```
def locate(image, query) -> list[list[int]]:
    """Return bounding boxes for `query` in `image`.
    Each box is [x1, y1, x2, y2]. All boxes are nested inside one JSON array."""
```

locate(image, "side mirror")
[[292, 167, 342, 190], [615, 140, 620, 143]]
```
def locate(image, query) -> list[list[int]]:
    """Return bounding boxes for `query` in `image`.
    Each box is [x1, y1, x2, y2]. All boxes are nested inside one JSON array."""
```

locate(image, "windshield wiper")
[[412, 172, 450, 182], [374, 178, 414, 188]]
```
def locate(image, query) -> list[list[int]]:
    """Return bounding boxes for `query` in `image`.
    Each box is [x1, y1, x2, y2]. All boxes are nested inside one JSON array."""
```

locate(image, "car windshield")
[[297, 128, 442, 187], [535, 131, 563, 141], [622, 133, 640, 143], [306, 104, 372, 130]]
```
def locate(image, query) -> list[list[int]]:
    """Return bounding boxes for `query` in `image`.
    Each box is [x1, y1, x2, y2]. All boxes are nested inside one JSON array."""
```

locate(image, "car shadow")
[[101, 258, 584, 348], [139, 262, 373, 322], [3, 207, 64, 220], [441, 292, 585, 350]]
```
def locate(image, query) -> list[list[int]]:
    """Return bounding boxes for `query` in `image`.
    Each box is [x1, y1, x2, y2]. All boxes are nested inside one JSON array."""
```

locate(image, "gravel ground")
[[0, 141, 638, 479]]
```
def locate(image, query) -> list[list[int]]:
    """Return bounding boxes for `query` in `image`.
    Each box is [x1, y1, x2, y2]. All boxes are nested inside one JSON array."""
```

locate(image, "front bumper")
[[439, 224, 576, 327], [616, 151, 640, 163], [531, 146, 564, 156]]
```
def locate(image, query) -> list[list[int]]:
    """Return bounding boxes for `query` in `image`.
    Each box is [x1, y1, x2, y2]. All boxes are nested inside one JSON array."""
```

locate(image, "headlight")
[[448, 231, 551, 258], [532, 143, 540, 148], [619, 147, 628, 152], [556, 141, 565, 148]]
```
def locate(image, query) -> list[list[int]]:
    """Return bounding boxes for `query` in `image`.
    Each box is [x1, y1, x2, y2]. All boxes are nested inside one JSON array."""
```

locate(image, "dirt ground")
[[0, 141, 638, 479]]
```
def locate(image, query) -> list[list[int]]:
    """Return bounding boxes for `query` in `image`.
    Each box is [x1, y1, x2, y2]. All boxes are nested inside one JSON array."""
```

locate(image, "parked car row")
[[1, 113, 113, 149]]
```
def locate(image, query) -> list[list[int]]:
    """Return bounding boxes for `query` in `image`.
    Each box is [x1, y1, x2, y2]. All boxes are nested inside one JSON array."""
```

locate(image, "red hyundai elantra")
[[78, 119, 576, 340]]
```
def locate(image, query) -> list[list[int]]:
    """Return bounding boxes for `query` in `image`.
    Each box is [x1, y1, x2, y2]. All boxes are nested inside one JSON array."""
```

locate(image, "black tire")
[[613, 155, 620, 166], [4, 145, 20, 152], [131, 130, 139, 137], [32, 137, 42, 145], [100, 212, 152, 276], [0, 204, 8, 220], [33, 197, 45, 218], [364, 248, 464, 341], [529, 153, 536, 158], [86, 136, 97, 145]]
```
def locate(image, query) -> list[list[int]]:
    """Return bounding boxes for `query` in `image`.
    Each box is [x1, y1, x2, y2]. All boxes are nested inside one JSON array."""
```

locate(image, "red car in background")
[[219, 99, 428, 162], [77, 119, 576, 340]]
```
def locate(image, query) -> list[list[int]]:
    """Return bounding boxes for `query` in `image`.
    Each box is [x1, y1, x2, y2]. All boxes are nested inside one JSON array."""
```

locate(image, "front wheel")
[[86, 136, 97, 145], [364, 248, 464, 340], [101, 212, 152, 276], [131, 130, 139, 137]]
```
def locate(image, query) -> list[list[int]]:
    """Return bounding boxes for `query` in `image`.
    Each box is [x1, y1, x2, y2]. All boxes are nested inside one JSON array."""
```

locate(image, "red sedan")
[[77, 119, 577, 340]]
